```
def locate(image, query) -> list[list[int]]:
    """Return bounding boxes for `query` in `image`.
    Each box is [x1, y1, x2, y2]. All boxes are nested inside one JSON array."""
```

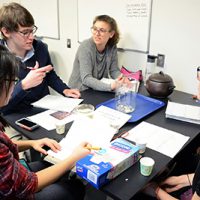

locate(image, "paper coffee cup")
[[140, 157, 155, 176], [136, 139, 147, 154], [55, 121, 65, 134]]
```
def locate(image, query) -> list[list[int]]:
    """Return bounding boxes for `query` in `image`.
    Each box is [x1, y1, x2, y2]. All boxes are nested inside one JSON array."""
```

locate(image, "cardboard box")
[[76, 138, 139, 188]]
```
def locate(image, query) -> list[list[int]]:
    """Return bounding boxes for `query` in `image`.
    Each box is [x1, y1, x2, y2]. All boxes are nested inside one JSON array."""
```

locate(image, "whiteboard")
[[77, 0, 152, 53], [20, 0, 59, 39]]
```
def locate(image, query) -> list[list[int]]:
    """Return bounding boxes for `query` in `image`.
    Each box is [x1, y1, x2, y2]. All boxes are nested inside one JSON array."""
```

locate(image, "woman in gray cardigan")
[[69, 15, 128, 92]]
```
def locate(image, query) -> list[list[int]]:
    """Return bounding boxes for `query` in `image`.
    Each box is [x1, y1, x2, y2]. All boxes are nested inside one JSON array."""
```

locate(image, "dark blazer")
[[0, 39, 69, 114]]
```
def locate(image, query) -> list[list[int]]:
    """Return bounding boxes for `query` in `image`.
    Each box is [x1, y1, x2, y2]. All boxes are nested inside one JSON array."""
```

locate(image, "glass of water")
[[115, 82, 137, 114]]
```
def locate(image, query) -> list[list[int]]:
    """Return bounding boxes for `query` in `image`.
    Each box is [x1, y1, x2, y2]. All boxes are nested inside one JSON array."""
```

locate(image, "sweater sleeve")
[[108, 46, 121, 79], [0, 135, 38, 199], [78, 42, 113, 91], [46, 68, 69, 94]]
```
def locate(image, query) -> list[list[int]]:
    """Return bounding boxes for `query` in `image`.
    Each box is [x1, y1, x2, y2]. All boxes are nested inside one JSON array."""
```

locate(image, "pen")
[[27, 66, 36, 70], [86, 146, 102, 150], [112, 131, 129, 141], [118, 74, 125, 81], [27, 66, 50, 73]]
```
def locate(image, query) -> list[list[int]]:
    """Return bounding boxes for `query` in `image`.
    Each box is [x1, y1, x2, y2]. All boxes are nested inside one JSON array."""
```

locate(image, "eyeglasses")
[[17, 25, 38, 38], [91, 26, 110, 35], [5, 78, 19, 84]]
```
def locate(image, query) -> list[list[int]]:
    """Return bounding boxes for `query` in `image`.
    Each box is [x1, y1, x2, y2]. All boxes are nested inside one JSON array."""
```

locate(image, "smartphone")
[[15, 118, 39, 131]]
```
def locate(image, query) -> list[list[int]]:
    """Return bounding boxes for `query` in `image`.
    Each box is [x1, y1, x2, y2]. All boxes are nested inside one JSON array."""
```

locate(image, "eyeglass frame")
[[17, 25, 38, 38], [91, 26, 111, 35], [4, 78, 19, 84]]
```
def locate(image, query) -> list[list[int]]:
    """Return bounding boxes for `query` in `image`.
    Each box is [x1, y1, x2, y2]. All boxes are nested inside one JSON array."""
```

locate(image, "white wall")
[[150, 0, 200, 95], [1, 0, 200, 95]]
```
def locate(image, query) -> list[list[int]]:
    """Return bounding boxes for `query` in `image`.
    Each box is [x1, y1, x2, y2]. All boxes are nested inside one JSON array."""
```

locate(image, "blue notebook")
[[96, 94, 165, 122]]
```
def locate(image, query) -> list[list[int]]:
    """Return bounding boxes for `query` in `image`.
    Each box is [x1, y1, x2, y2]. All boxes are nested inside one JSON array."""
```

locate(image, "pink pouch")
[[120, 66, 143, 81]]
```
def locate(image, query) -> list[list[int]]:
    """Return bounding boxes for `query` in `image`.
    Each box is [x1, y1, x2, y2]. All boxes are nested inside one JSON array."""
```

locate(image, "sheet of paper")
[[93, 105, 131, 129], [46, 116, 117, 162], [122, 121, 190, 158], [31, 94, 83, 112], [166, 101, 200, 124], [28, 110, 75, 130]]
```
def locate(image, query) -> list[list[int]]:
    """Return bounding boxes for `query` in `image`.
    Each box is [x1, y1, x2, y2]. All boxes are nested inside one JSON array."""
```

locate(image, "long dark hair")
[[0, 45, 19, 128]]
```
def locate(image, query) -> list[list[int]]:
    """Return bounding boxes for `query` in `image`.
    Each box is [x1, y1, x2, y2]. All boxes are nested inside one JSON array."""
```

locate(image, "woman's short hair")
[[93, 15, 120, 46]]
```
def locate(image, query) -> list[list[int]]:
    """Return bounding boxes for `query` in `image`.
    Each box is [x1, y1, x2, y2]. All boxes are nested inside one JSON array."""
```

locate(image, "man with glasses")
[[69, 15, 130, 91], [0, 2, 80, 114]]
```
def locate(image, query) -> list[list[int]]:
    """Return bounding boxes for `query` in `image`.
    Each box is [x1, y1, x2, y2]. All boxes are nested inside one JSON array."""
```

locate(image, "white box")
[[76, 138, 139, 188]]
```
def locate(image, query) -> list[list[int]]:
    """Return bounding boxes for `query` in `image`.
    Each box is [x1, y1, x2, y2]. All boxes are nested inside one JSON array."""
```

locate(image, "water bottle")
[[144, 55, 157, 85], [197, 66, 200, 99]]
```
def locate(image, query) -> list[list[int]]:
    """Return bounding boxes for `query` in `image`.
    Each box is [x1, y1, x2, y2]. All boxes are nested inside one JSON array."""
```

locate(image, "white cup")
[[135, 139, 147, 154], [55, 121, 66, 134], [115, 83, 137, 114], [131, 79, 140, 93], [140, 157, 155, 176]]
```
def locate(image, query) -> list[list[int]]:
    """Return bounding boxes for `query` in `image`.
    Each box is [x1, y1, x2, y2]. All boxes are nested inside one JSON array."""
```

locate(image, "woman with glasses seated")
[[0, 2, 80, 114], [0, 45, 91, 200], [69, 15, 129, 91]]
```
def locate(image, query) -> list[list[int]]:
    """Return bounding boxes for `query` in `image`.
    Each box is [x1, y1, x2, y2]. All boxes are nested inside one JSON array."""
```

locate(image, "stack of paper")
[[32, 94, 83, 112], [44, 116, 117, 164], [122, 121, 189, 158], [28, 110, 76, 131], [92, 105, 131, 129], [44, 106, 131, 164], [166, 101, 200, 125]]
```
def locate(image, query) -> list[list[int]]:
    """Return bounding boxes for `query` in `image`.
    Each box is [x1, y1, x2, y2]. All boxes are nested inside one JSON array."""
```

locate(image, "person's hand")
[[21, 61, 53, 90], [122, 76, 132, 86], [118, 74, 132, 86], [155, 187, 179, 200], [161, 175, 191, 193], [70, 142, 91, 161], [32, 138, 61, 155], [111, 74, 132, 90], [63, 88, 81, 98], [111, 76, 124, 90], [111, 80, 118, 90]]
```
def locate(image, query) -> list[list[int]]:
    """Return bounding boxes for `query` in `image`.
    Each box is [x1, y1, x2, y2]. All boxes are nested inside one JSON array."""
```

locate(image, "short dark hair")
[[0, 2, 34, 38], [93, 15, 120, 46]]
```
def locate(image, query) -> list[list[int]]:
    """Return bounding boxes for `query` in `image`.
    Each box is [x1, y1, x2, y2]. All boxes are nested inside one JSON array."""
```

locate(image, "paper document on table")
[[31, 95, 83, 112], [93, 105, 131, 129], [28, 110, 76, 131], [122, 121, 189, 158], [45, 116, 116, 164], [166, 101, 200, 125]]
